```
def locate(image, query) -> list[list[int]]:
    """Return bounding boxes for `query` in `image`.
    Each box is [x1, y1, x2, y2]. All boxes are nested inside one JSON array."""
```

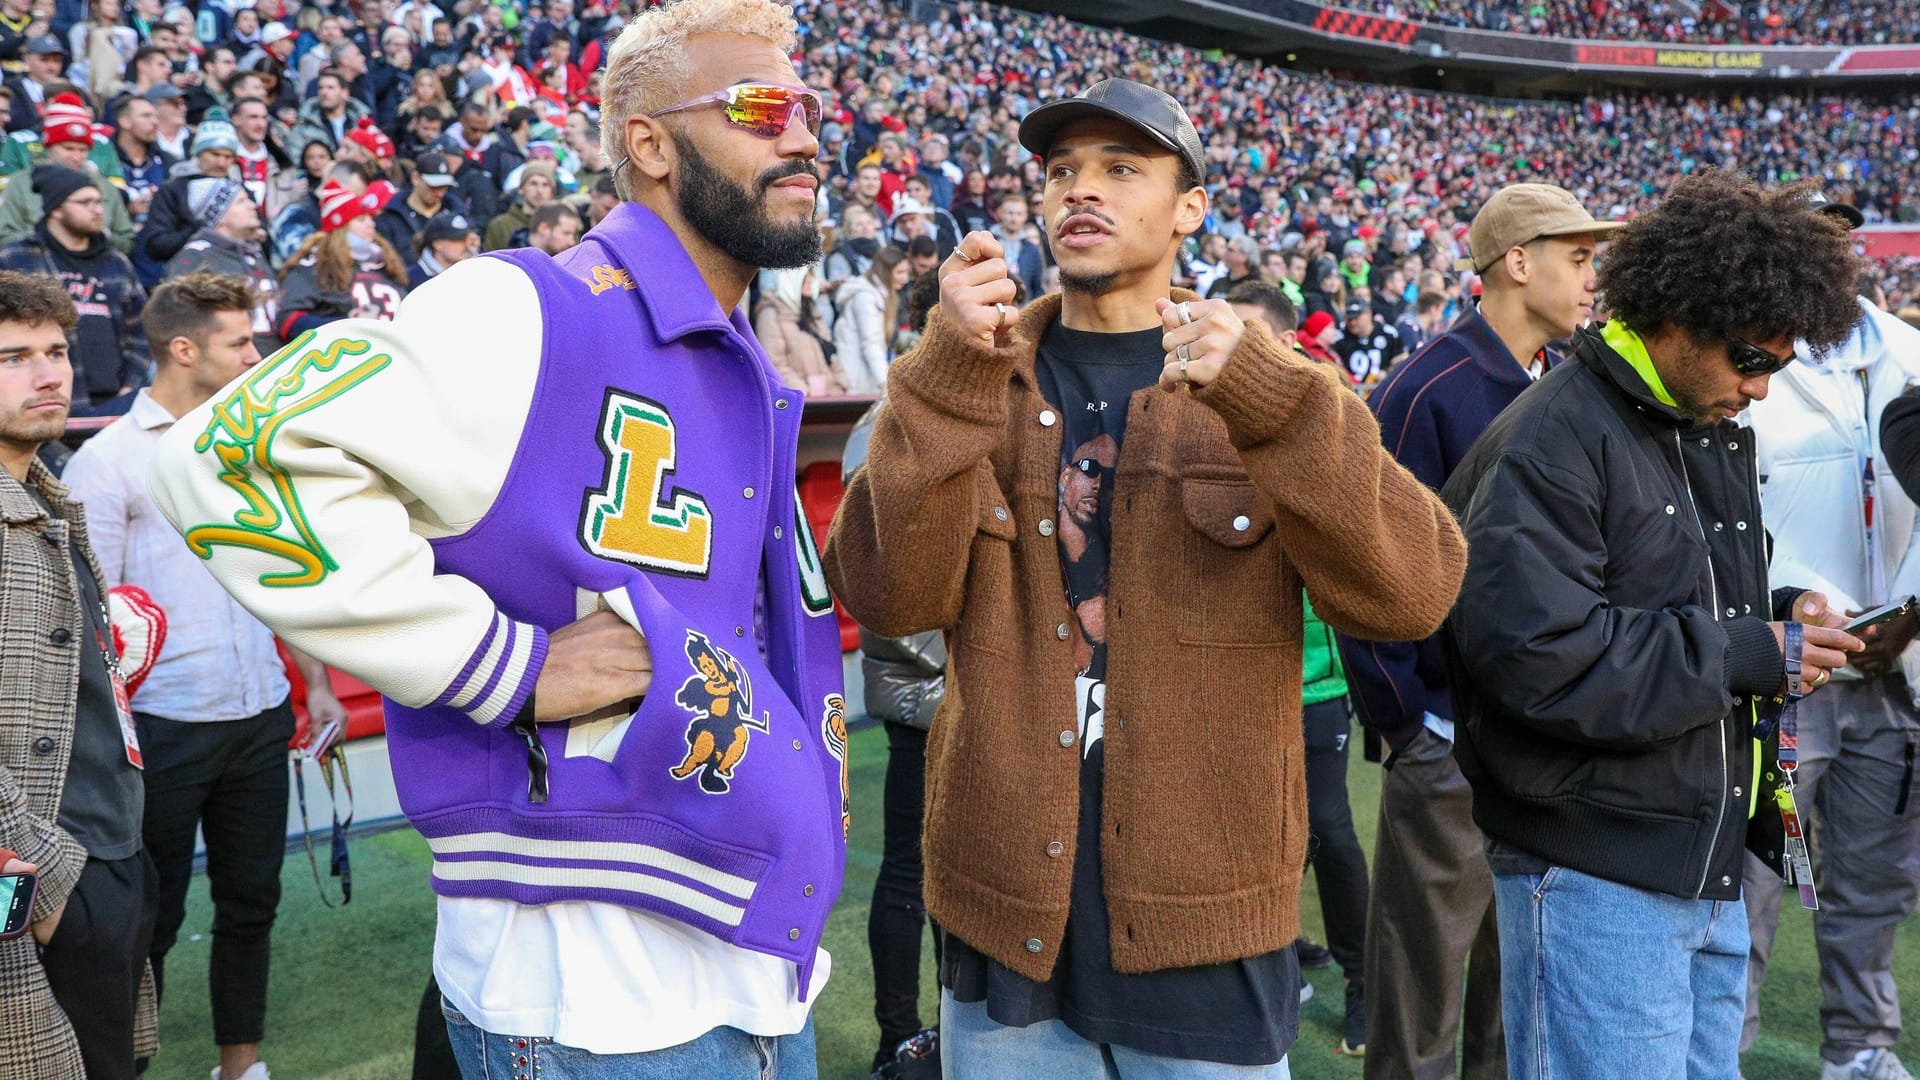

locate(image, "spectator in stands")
[[229, 97, 290, 212], [0, 93, 135, 253], [63, 271, 342, 1080], [111, 95, 171, 228], [146, 84, 190, 160], [290, 68, 369, 152], [0, 268, 158, 1080], [990, 193, 1044, 303], [183, 44, 236, 124], [1442, 170, 1865, 1080], [1206, 234, 1262, 299], [1399, 289, 1449, 354], [164, 178, 278, 354], [137, 107, 242, 279], [1333, 297, 1405, 386], [823, 201, 877, 288], [828, 76, 1464, 1080], [0, 166, 148, 414], [374, 149, 459, 259], [834, 244, 905, 396], [950, 168, 992, 235], [525, 199, 579, 256], [405, 209, 475, 289], [3, 34, 67, 135], [483, 154, 553, 251], [758, 266, 843, 397], [276, 174, 405, 335], [1344, 181, 1619, 1080]]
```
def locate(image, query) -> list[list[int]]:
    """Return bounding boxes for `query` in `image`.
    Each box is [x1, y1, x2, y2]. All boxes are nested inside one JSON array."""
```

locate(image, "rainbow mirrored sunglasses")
[[653, 83, 825, 139]]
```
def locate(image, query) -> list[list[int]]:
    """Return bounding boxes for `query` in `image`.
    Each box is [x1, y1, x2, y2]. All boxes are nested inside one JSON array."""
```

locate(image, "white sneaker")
[[211, 1064, 271, 1080], [1821, 1049, 1916, 1080]]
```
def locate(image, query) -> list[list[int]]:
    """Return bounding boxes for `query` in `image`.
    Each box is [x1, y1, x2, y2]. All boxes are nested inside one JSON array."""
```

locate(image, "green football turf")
[[144, 721, 1915, 1079]]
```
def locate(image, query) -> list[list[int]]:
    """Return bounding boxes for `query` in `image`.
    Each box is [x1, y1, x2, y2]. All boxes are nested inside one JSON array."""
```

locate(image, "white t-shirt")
[[434, 897, 829, 1054]]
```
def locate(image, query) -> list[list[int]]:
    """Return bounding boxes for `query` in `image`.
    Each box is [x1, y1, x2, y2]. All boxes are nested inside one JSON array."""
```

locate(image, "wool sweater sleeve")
[[145, 256, 546, 726], [1194, 320, 1466, 643], [826, 306, 1015, 638]]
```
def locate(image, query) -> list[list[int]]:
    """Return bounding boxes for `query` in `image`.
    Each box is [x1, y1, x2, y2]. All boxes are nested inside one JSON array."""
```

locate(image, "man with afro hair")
[[1437, 169, 1870, 1079]]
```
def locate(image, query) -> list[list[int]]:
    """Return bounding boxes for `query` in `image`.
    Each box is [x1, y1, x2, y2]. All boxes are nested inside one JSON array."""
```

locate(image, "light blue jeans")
[[442, 997, 817, 1080], [1493, 865, 1749, 1080], [940, 992, 1292, 1079]]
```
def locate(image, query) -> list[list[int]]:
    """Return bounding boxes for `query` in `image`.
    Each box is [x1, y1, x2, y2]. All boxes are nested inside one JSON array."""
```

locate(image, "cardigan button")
[[1037, 519, 1054, 537], [1039, 410, 1057, 427], [1055, 623, 1070, 640], [1058, 729, 1075, 748], [49, 627, 72, 646], [993, 507, 1008, 522], [1025, 938, 1044, 953], [31, 737, 54, 755], [1232, 514, 1251, 532], [1046, 841, 1064, 857]]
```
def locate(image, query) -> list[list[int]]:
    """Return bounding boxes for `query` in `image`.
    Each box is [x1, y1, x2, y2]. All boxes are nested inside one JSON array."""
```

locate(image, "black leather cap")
[[1018, 79, 1205, 186], [1807, 190, 1864, 230]]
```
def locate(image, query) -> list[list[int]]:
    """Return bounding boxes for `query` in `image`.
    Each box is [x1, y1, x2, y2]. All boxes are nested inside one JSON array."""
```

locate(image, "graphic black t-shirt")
[[941, 321, 1299, 1066]]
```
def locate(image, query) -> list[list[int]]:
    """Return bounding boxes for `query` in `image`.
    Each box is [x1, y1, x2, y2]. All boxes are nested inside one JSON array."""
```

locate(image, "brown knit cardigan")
[[825, 290, 1466, 979]]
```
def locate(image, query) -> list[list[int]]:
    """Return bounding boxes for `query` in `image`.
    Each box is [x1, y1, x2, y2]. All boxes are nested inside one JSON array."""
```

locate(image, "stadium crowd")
[[1355, 0, 1920, 47], [0, 0, 1912, 411]]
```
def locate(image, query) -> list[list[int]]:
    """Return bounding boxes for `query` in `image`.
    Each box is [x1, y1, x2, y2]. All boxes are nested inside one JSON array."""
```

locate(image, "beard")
[[0, 396, 69, 451], [1060, 268, 1118, 295], [674, 135, 822, 270]]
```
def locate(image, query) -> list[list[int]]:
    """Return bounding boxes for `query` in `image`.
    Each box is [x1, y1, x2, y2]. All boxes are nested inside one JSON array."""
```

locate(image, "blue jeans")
[[940, 992, 1291, 1079], [441, 998, 817, 1079], [1492, 866, 1749, 1080]]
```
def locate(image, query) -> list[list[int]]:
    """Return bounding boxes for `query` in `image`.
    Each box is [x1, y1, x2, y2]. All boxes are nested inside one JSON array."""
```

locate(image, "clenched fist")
[[1156, 298, 1247, 391], [939, 231, 1019, 343]]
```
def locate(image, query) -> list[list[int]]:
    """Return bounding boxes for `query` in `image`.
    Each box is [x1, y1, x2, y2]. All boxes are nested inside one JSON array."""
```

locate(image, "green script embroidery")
[[183, 331, 392, 587]]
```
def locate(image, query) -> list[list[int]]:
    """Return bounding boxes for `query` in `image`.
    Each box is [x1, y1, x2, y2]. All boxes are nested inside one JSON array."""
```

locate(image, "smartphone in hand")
[[0, 871, 37, 941], [1846, 596, 1917, 635]]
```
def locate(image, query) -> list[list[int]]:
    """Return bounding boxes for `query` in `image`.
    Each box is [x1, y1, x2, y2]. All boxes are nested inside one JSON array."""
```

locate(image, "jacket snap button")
[[773, 526, 783, 540], [1699, 437, 1711, 447], [742, 487, 754, 499], [789, 928, 801, 940], [1046, 841, 1064, 857], [803, 884, 815, 896], [48, 627, 71, 645], [1232, 514, 1251, 532], [1058, 729, 1075, 747], [791, 740, 802, 750], [774, 399, 789, 410], [1729, 441, 1739, 450], [993, 507, 1008, 522], [1664, 505, 1676, 515], [1039, 410, 1056, 426], [1736, 521, 1748, 530], [1726, 607, 1737, 618], [1734, 786, 1743, 797], [1055, 623, 1070, 640], [31, 736, 54, 755], [1038, 519, 1054, 536], [1025, 937, 1043, 953], [1713, 522, 1724, 531], [734, 626, 745, 637], [1721, 875, 1732, 886]]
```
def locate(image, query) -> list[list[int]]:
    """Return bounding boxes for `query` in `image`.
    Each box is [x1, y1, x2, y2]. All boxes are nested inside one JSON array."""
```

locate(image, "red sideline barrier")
[[277, 641, 387, 748], [798, 460, 862, 653], [1859, 225, 1920, 261]]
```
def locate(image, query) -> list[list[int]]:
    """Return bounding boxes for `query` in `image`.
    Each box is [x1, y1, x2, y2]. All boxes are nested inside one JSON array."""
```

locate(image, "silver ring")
[[995, 303, 1011, 332], [1177, 301, 1194, 326], [954, 246, 975, 264], [1180, 355, 1190, 382], [1175, 343, 1193, 368]]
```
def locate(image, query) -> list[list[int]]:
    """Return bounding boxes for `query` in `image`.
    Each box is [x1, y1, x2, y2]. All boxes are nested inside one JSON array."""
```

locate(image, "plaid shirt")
[[0, 458, 155, 1074]]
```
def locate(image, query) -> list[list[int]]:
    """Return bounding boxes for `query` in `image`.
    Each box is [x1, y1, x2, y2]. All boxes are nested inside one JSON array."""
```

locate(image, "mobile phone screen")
[[0, 873, 33, 939]]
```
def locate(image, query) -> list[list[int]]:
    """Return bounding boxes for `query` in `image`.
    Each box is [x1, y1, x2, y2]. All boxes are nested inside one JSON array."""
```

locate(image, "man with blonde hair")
[[147, 1, 845, 1077]]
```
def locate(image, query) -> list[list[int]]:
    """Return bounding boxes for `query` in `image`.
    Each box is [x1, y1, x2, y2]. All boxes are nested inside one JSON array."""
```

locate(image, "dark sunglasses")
[[1072, 457, 1112, 477], [1726, 335, 1794, 376]]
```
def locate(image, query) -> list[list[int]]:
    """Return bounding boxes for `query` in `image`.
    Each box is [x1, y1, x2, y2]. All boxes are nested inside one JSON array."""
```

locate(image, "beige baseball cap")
[[1456, 183, 1626, 274]]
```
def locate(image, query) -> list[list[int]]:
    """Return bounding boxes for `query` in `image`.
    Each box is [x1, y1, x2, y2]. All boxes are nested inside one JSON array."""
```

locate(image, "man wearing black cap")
[[376, 151, 465, 259], [1332, 297, 1405, 387], [828, 79, 1465, 1077], [406, 210, 475, 290], [0, 165, 148, 414], [1, 33, 63, 135]]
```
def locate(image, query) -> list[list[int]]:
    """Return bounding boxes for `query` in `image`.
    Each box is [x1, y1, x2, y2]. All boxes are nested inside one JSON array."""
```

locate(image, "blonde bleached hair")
[[600, 0, 800, 198]]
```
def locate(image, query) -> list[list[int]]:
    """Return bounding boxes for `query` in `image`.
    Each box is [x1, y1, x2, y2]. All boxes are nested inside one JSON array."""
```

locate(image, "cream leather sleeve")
[[146, 256, 548, 725]]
